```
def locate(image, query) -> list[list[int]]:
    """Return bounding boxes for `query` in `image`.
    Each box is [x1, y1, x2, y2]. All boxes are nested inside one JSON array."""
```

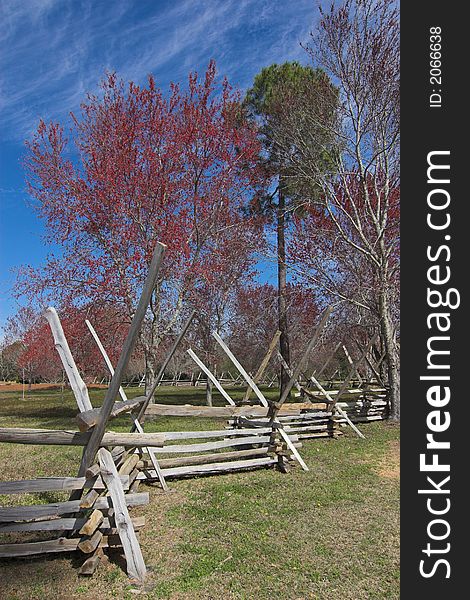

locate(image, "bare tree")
[[270, 0, 400, 418]]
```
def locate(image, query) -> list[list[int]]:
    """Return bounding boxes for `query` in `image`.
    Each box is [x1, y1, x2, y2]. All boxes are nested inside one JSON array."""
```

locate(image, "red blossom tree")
[[17, 61, 266, 390], [4, 307, 61, 386], [19, 320, 62, 385], [4, 303, 135, 386]]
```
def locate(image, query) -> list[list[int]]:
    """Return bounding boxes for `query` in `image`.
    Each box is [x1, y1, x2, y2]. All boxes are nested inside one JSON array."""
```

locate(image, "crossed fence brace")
[[0, 243, 168, 581]]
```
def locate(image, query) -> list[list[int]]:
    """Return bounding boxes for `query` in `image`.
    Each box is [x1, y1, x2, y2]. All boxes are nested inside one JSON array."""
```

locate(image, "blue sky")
[[0, 0, 318, 330]]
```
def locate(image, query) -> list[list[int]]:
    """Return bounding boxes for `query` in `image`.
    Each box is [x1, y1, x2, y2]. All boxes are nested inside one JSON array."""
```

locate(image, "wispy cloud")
[[0, 0, 317, 140]]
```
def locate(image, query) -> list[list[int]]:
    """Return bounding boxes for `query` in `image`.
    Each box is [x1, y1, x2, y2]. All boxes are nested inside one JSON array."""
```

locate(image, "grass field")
[[0, 385, 399, 600]]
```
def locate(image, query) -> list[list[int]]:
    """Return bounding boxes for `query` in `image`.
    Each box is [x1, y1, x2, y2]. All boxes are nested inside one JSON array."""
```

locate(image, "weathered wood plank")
[[163, 427, 272, 440], [0, 428, 164, 448], [78, 530, 103, 554], [77, 397, 146, 432], [279, 418, 332, 427], [145, 402, 327, 418], [0, 475, 129, 495], [79, 509, 104, 536], [141, 456, 278, 478], [0, 492, 149, 522], [0, 515, 144, 533], [138, 447, 271, 470], [0, 535, 123, 558], [78, 548, 103, 576], [0, 518, 87, 533], [98, 448, 146, 583], [101, 516, 146, 534], [85, 464, 100, 479], [118, 454, 140, 477], [229, 412, 332, 424], [147, 435, 273, 454], [283, 424, 330, 433], [297, 431, 341, 439], [80, 489, 100, 509], [306, 388, 386, 398], [340, 415, 384, 423]]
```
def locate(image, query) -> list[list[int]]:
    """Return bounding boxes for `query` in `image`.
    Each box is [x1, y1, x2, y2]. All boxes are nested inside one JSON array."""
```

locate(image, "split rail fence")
[[0, 242, 390, 582]]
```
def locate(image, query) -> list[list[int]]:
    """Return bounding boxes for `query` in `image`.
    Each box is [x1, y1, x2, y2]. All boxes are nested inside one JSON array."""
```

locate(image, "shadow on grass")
[[0, 405, 79, 422]]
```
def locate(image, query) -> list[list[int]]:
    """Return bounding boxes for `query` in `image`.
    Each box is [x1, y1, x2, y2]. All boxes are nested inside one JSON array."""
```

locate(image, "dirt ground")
[[0, 382, 107, 393]]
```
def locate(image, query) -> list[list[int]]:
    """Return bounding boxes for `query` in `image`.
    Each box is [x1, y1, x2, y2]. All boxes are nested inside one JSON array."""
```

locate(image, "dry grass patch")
[[377, 439, 400, 480], [0, 387, 399, 599]]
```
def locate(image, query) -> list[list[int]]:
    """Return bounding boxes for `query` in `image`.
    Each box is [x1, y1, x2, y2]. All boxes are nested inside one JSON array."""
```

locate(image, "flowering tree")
[[17, 61, 266, 390], [4, 307, 61, 386], [3, 303, 134, 385]]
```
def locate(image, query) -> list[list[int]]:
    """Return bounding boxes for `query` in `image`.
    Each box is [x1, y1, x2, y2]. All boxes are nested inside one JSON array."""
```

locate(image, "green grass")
[[0, 386, 399, 599]]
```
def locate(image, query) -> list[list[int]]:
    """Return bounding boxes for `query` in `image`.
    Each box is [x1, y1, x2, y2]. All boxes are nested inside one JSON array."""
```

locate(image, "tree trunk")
[[378, 289, 400, 420], [144, 352, 157, 397], [277, 186, 291, 398], [372, 340, 387, 382], [206, 378, 213, 407]]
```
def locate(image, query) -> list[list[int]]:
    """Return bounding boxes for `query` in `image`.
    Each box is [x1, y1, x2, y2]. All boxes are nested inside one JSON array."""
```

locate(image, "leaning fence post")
[[78, 242, 166, 476], [242, 330, 281, 403], [85, 319, 169, 492], [354, 338, 385, 386], [309, 373, 365, 439], [313, 341, 342, 380], [186, 348, 236, 406], [135, 309, 196, 425], [212, 332, 269, 408], [342, 343, 363, 386], [272, 306, 333, 414], [211, 330, 309, 472], [44, 307, 93, 413], [329, 334, 379, 410]]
